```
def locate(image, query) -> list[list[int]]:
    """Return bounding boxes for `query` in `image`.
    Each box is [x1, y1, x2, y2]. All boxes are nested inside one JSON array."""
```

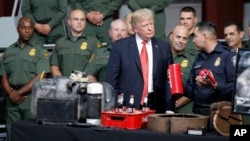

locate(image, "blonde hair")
[[131, 8, 154, 28], [124, 13, 132, 23]]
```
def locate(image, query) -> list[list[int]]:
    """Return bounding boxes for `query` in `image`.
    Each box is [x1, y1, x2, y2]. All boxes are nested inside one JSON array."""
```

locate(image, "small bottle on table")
[[127, 95, 135, 113]]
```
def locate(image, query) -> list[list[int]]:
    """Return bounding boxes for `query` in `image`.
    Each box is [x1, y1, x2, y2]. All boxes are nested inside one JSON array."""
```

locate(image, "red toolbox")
[[101, 110, 155, 130]]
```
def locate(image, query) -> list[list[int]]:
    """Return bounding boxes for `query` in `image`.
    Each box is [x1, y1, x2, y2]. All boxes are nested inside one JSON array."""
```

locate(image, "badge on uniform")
[[214, 57, 221, 67], [29, 48, 36, 56], [181, 59, 188, 67], [80, 42, 87, 50], [98, 42, 102, 48], [44, 51, 49, 58]]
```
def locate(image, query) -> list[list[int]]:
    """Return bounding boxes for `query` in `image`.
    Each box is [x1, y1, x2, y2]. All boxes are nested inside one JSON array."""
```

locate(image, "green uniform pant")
[[6, 95, 33, 141]]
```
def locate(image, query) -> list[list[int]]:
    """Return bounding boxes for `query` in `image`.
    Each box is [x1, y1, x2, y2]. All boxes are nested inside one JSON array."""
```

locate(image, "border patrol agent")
[[174, 51, 195, 114], [185, 33, 199, 56], [22, 0, 68, 44], [70, 0, 123, 44], [165, 33, 199, 57], [50, 33, 100, 76], [0, 17, 50, 141], [84, 43, 110, 82], [84, 19, 129, 82], [173, 50, 195, 90], [50, 9, 100, 76], [169, 25, 195, 113], [174, 50, 195, 114]]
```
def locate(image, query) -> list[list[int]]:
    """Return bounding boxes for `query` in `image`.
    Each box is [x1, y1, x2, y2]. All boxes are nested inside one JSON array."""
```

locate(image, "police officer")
[[85, 19, 129, 82], [50, 9, 100, 76], [127, 0, 172, 39], [0, 16, 50, 141], [169, 25, 195, 113], [176, 21, 236, 116], [70, 0, 123, 44], [21, 0, 67, 44]]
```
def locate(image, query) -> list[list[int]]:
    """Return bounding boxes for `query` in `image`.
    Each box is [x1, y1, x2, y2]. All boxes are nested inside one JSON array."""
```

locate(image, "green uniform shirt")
[[185, 33, 199, 56], [0, 38, 51, 141], [173, 50, 195, 84], [22, 0, 68, 43], [0, 39, 50, 85], [165, 33, 199, 57], [173, 50, 195, 114], [127, 0, 172, 39], [50, 33, 100, 76], [70, 0, 123, 43], [84, 43, 110, 82]]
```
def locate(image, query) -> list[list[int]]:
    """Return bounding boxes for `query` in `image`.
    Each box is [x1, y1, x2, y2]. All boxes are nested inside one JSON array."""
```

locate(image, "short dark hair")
[[180, 6, 196, 17], [18, 16, 33, 27], [196, 21, 217, 36], [224, 21, 243, 33]]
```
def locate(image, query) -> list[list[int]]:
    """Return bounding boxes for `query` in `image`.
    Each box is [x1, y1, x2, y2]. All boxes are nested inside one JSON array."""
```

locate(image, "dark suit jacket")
[[106, 35, 174, 113]]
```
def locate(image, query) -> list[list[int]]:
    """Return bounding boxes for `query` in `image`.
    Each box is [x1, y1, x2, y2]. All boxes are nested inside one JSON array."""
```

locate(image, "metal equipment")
[[31, 71, 115, 125]]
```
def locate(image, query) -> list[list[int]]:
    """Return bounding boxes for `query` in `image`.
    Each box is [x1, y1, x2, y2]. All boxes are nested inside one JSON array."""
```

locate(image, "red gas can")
[[169, 64, 183, 96]]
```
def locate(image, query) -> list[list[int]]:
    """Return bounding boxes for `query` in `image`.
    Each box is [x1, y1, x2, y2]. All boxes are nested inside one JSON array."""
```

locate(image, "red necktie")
[[140, 40, 148, 105]]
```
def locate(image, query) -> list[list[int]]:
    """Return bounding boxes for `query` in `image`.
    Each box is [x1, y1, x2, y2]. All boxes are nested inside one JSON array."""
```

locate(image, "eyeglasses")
[[70, 17, 85, 22]]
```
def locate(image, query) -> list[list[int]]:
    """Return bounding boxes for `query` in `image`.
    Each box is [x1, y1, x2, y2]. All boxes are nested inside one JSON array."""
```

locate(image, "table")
[[11, 120, 229, 141]]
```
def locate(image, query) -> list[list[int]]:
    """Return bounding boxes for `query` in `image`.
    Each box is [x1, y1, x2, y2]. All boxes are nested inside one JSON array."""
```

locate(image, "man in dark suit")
[[106, 8, 174, 113]]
